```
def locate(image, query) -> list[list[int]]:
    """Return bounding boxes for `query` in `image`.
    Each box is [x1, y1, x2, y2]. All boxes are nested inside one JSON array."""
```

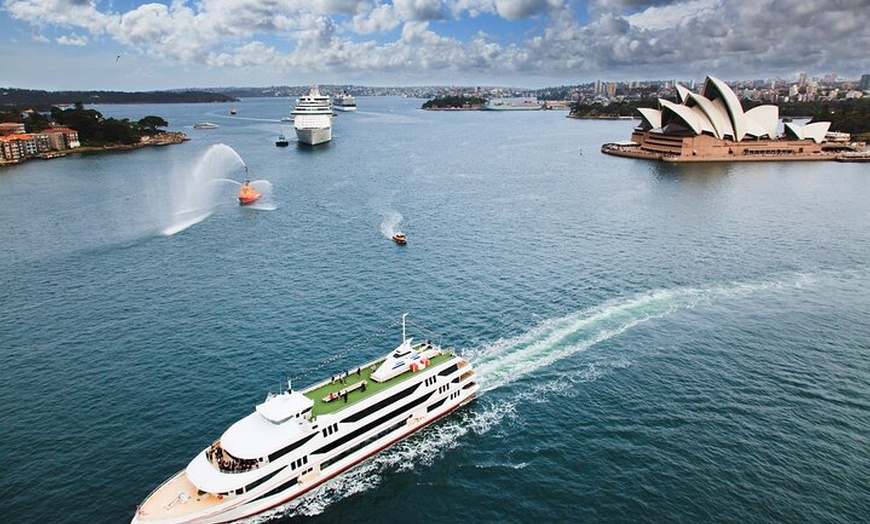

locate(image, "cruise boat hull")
[[294, 127, 332, 146], [132, 319, 478, 524]]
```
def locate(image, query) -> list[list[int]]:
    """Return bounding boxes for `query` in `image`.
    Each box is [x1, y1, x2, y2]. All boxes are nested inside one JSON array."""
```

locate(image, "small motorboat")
[[275, 133, 289, 147], [238, 174, 262, 205], [392, 232, 407, 245]]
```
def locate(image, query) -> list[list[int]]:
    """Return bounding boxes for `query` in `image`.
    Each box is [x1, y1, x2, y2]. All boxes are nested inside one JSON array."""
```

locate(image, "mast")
[[401, 313, 408, 343]]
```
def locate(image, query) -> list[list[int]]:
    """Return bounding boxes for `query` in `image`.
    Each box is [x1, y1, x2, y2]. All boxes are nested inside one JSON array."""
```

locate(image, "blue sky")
[[1, 1, 868, 90]]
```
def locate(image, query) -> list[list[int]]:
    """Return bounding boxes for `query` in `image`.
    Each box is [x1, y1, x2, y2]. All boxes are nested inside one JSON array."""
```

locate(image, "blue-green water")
[[1, 97, 868, 524]]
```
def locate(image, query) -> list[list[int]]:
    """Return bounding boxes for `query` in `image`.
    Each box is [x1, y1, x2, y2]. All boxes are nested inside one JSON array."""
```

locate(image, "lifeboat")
[[238, 179, 261, 205], [392, 232, 407, 245]]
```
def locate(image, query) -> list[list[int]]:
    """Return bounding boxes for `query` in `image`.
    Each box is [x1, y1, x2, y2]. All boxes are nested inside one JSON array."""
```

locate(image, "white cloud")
[[393, 0, 446, 21], [625, 0, 721, 31], [2, 0, 870, 89], [56, 33, 88, 46], [351, 4, 401, 35]]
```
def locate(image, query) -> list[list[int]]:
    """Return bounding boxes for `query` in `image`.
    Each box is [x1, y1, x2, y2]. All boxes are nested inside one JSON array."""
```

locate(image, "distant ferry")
[[483, 100, 544, 111], [132, 315, 478, 524], [193, 122, 220, 129], [333, 92, 357, 112], [291, 87, 333, 145]]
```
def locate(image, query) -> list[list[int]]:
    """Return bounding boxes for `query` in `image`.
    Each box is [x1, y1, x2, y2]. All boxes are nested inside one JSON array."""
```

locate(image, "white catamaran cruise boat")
[[132, 315, 478, 524], [291, 86, 333, 145]]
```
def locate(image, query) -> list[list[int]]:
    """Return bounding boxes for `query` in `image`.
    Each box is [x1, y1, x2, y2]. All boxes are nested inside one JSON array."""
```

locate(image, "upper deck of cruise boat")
[[292, 87, 332, 115]]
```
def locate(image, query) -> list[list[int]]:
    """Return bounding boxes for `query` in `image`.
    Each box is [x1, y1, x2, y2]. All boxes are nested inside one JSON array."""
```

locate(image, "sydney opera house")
[[602, 75, 839, 162]]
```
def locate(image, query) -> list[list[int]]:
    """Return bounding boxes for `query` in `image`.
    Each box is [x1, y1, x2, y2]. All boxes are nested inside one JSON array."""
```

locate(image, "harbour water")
[[1, 97, 868, 524]]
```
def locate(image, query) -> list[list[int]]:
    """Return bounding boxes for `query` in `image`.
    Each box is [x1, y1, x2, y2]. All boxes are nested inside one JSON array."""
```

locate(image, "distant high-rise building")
[[860, 74, 870, 91]]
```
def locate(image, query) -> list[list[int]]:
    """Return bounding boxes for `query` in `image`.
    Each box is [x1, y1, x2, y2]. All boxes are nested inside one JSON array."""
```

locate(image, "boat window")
[[437, 363, 459, 376], [244, 467, 285, 493], [342, 382, 421, 423], [313, 391, 434, 455], [253, 475, 299, 502], [267, 433, 317, 463]]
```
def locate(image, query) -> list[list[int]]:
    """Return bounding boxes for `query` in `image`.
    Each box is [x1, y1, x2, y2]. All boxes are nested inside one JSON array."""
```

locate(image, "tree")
[[137, 115, 169, 133], [24, 111, 51, 133], [98, 118, 139, 145]]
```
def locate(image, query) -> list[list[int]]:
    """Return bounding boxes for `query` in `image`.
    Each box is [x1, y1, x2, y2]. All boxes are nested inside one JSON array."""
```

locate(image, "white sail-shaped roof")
[[710, 98, 735, 139], [660, 99, 703, 134], [704, 76, 747, 141], [675, 84, 692, 104], [803, 122, 832, 143], [637, 107, 662, 130], [743, 105, 779, 138], [687, 92, 728, 139], [784, 122, 804, 140], [784, 121, 830, 143]]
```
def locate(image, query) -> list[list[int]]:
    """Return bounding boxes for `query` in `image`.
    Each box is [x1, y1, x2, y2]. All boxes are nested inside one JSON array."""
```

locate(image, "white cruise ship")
[[132, 315, 478, 524], [291, 87, 333, 145], [333, 91, 357, 112]]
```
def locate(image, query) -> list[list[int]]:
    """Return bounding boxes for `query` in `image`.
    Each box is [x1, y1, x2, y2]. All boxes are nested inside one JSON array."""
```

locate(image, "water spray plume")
[[161, 144, 246, 235]]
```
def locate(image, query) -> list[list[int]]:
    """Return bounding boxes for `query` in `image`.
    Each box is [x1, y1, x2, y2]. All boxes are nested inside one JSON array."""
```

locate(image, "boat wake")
[[253, 273, 814, 521], [244, 202, 278, 211], [379, 210, 403, 238]]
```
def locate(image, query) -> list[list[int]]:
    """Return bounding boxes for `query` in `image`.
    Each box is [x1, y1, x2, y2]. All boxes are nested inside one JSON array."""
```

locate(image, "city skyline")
[[2, 1, 869, 91]]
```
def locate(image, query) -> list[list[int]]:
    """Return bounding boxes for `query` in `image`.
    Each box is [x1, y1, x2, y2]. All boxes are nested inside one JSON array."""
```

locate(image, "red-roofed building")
[[0, 127, 78, 164]]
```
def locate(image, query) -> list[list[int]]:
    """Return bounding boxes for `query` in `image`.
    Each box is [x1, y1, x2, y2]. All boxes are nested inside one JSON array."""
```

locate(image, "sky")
[[1, 0, 869, 91]]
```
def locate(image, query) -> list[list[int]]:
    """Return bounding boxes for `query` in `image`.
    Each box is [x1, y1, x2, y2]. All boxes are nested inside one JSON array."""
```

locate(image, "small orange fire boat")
[[392, 232, 407, 245], [238, 179, 261, 205]]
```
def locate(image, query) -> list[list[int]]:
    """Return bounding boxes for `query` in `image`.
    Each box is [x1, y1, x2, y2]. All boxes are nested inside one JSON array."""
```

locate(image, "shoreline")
[[1, 131, 189, 167]]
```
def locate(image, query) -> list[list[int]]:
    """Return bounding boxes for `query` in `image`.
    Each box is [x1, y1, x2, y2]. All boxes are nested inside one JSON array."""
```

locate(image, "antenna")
[[286, 377, 292, 393], [401, 313, 408, 343]]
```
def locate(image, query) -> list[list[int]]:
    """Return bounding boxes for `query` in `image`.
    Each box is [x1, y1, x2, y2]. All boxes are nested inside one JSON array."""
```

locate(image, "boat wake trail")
[[255, 273, 813, 521], [468, 275, 810, 392]]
